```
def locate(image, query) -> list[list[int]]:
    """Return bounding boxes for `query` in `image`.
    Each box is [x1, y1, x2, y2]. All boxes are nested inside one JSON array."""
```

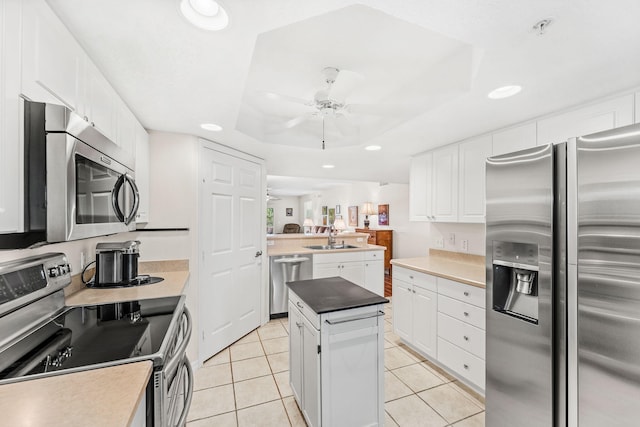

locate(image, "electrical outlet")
[[449, 233, 456, 245], [435, 237, 444, 248], [462, 240, 469, 252]]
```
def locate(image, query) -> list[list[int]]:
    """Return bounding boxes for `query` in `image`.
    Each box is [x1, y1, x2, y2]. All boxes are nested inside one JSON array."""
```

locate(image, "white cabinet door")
[[302, 315, 321, 427], [340, 262, 364, 287], [135, 124, 150, 224], [537, 94, 634, 146], [84, 60, 117, 142], [116, 99, 136, 156], [392, 279, 412, 341], [288, 302, 303, 406], [313, 263, 340, 279], [409, 152, 433, 221], [492, 122, 537, 156], [458, 135, 492, 223], [432, 144, 459, 222], [0, 1, 23, 233], [21, 0, 83, 110], [364, 260, 384, 296], [412, 286, 438, 358]]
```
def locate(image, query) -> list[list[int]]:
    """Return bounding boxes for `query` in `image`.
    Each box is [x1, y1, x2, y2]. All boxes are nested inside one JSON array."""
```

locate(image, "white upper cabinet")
[[21, 0, 83, 111], [492, 122, 537, 156], [537, 94, 634, 146], [432, 144, 459, 222], [458, 135, 492, 223], [0, 0, 23, 233], [409, 152, 433, 221], [83, 60, 117, 142], [116, 99, 137, 156], [135, 123, 150, 224]]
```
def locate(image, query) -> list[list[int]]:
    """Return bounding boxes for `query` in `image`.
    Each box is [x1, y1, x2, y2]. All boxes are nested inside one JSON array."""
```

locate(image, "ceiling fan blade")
[[344, 103, 411, 118], [265, 115, 309, 134], [327, 70, 363, 103], [331, 113, 358, 136], [257, 90, 314, 107]]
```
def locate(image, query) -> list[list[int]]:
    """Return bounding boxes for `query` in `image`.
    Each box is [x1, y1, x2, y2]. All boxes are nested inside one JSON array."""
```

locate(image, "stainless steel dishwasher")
[[270, 255, 312, 318]]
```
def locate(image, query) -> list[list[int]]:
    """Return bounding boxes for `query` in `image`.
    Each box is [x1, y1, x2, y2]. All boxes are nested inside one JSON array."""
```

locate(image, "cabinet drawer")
[[393, 267, 437, 293], [438, 294, 485, 330], [289, 290, 320, 329], [364, 250, 384, 261], [437, 313, 485, 359], [437, 278, 485, 308], [437, 337, 485, 390]]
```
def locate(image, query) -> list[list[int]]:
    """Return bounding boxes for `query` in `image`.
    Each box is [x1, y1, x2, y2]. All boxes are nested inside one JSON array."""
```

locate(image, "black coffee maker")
[[94, 240, 141, 286]]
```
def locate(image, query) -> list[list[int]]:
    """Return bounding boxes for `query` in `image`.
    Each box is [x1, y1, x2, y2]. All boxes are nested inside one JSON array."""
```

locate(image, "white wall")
[[267, 196, 302, 233]]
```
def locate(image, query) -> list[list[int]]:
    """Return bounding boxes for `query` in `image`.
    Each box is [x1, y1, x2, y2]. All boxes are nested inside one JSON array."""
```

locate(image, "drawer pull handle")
[[463, 291, 470, 297], [463, 335, 469, 341], [463, 311, 469, 317], [325, 310, 384, 325], [296, 302, 303, 309], [463, 364, 469, 370]]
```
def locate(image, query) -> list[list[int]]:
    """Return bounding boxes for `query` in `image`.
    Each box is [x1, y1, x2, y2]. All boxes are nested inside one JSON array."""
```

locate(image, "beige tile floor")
[[187, 301, 485, 427]]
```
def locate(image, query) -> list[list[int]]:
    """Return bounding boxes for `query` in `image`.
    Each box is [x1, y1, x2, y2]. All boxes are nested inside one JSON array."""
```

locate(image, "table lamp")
[[362, 202, 376, 229]]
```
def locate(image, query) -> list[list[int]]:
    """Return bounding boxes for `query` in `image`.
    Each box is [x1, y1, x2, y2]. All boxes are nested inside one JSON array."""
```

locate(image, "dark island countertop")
[[287, 276, 389, 314]]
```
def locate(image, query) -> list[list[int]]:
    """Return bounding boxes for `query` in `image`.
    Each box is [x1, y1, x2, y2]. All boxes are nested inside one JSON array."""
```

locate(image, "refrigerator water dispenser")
[[492, 241, 539, 324]]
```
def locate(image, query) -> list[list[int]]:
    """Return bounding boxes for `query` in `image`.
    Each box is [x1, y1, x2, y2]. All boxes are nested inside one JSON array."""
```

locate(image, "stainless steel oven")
[[0, 253, 193, 427], [0, 100, 139, 249]]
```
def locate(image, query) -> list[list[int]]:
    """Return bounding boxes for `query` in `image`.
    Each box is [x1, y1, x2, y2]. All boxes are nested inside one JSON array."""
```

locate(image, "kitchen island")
[[288, 276, 388, 427]]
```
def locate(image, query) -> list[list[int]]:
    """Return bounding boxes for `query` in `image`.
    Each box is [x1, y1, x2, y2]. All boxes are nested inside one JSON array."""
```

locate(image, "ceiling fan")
[[263, 67, 378, 148]]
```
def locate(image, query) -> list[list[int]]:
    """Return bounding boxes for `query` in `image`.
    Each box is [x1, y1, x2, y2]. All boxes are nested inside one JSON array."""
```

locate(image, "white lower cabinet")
[[312, 251, 385, 297], [393, 266, 486, 391], [392, 269, 437, 358], [289, 291, 385, 426]]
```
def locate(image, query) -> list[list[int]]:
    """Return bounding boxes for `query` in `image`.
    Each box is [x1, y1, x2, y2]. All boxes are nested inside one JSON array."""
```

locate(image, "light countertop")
[[65, 270, 189, 306], [268, 244, 386, 257], [391, 251, 485, 288], [0, 361, 152, 427]]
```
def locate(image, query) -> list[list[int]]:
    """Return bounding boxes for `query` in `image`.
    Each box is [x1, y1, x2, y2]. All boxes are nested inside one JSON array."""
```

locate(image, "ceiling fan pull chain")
[[322, 116, 326, 150]]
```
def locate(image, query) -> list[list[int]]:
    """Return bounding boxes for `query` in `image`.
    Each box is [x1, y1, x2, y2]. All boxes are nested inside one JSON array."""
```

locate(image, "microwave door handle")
[[123, 174, 140, 225], [111, 174, 126, 222]]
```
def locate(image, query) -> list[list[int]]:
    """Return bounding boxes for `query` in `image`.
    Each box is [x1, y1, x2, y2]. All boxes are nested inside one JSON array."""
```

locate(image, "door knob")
[[255, 251, 263, 258]]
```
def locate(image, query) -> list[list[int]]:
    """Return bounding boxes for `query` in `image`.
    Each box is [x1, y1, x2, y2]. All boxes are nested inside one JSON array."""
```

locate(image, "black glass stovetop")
[[0, 296, 181, 381]]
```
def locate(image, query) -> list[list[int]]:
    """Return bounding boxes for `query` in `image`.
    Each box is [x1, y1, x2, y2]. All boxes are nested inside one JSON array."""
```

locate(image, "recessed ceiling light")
[[201, 123, 223, 131], [365, 145, 382, 151], [179, 0, 229, 31], [488, 85, 522, 99], [322, 164, 335, 169]]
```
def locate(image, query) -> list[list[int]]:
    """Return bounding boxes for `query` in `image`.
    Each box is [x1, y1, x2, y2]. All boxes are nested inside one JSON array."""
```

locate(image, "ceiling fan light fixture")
[[488, 85, 522, 99], [179, 0, 229, 31], [365, 145, 381, 151], [200, 123, 223, 131]]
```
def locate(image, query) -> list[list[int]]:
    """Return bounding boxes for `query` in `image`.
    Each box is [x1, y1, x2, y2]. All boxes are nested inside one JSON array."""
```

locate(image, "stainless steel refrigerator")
[[485, 123, 640, 427]]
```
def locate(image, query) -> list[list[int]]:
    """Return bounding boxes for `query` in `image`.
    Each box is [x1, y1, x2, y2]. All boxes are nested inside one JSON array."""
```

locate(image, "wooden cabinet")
[[289, 289, 385, 427], [0, 1, 22, 233], [409, 152, 433, 221], [392, 267, 438, 358], [355, 229, 392, 274], [458, 136, 492, 223]]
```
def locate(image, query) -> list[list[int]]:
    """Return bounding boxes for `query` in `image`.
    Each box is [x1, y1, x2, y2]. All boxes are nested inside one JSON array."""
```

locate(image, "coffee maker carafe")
[[95, 240, 141, 286]]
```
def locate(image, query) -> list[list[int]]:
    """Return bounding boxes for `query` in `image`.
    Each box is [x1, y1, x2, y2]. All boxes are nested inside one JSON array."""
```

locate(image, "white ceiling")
[[48, 0, 640, 190]]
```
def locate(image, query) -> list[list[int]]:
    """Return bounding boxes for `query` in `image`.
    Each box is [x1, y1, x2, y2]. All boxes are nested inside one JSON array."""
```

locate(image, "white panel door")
[[199, 144, 263, 359], [364, 260, 384, 296], [289, 302, 303, 405], [458, 135, 492, 223]]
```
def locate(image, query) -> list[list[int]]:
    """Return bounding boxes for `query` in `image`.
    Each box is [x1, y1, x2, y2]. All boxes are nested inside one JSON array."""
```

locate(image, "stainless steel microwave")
[[0, 100, 139, 249]]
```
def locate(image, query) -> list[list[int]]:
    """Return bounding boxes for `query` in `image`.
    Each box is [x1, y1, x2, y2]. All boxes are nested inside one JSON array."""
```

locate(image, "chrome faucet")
[[328, 224, 336, 246]]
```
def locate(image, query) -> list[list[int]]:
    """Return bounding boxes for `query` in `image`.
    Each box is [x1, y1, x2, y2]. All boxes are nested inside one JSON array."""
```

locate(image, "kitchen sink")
[[304, 244, 359, 250]]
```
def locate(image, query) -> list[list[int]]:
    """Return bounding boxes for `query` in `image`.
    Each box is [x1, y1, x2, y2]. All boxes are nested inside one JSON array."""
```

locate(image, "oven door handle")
[[174, 357, 194, 427], [165, 307, 192, 380]]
